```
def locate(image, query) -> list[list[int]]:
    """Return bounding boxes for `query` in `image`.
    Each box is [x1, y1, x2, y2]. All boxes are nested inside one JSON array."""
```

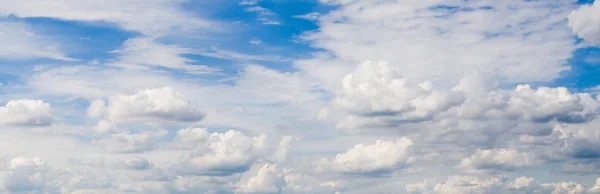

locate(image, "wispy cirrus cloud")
[[0, 21, 76, 61], [244, 6, 281, 25]]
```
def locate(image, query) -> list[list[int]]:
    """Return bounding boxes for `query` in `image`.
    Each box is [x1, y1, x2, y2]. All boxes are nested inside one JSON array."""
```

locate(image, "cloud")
[[69, 157, 152, 170], [332, 61, 465, 123], [240, 0, 259, 6], [4, 1, 600, 193], [555, 118, 600, 160], [93, 130, 168, 153], [0, 99, 53, 127], [109, 36, 218, 74], [0, 21, 75, 61], [568, 1, 600, 45], [173, 129, 289, 176], [195, 47, 285, 62], [541, 182, 587, 194], [1, 156, 113, 193], [250, 39, 263, 45], [89, 87, 206, 124], [244, 6, 280, 25], [406, 175, 597, 194], [293, 12, 322, 21], [236, 163, 285, 194], [0, 0, 215, 36], [164, 175, 235, 194], [314, 137, 413, 175], [459, 148, 540, 173], [329, 61, 600, 132], [589, 179, 600, 193], [297, 0, 578, 88]]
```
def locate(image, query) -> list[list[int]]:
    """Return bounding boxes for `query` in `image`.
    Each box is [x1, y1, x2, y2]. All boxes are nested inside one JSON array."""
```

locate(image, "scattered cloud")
[[88, 87, 206, 126], [293, 12, 322, 21], [239, 0, 259, 6], [1, 0, 600, 193], [0, 0, 216, 36], [109, 36, 218, 74], [568, 0, 600, 45], [244, 6, 281, 25], [314, 137, 414, 175], [0, 21, 75, 61], [250, 39, 263, 45], [459, 148, 540, 174], [172, 129, 288, 176], [0, 99, 53, 127]]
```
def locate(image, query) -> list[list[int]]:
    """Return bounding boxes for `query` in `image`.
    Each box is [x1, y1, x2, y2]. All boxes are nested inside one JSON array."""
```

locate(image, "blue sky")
[[1, 0, 600, 193]]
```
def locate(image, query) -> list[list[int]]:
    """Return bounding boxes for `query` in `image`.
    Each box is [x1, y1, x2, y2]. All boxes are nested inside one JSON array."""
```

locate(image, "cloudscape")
[[1, 0, 600, 193]]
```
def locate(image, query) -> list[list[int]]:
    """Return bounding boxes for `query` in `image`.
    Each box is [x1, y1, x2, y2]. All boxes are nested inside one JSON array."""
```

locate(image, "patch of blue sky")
[[577, 0, 596, 5], [552, 47, 600, 92], [183, 0, 330, 73], [19, 17, 137, 62]]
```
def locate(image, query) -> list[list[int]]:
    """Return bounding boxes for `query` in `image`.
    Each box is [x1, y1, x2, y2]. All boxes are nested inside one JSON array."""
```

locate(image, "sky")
[[1, 0, 600, 193]]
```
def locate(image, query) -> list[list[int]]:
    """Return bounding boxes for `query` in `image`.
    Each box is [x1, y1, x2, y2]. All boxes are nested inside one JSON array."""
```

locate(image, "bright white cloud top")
[[0, 0, 599, 193]]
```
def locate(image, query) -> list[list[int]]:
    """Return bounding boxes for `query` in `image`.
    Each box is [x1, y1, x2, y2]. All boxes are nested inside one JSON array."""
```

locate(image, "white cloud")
[[1, 156, 113, 193], [93, 130, 168, 153], [0, 21, 74, 61], [69, 157, 152, 171], [541, 181, 587, 194], [170, 128, 211, 150], [568, 1, 600, 45], [109, 37, 218, 74], [195, 47, 284, 62], [589, 178, 600, 193], [0, 99, 53, 127], [297, 0, 578, 87], [314, 137, 413, 174], [554, 118, 600, 160], [5, 1, 600, 193], [173, 129, 289, 176], [89, 87, 206, 124], [329, 61, 600, 131], [244, 6, 280, 25], [406, 175, 597, 194], [236, 163, 284, 194], [240, 0, 259, 6], [459, 149, 540, 173], [249, 39, 263, 45], [86, 99, 106, 118], [0, 0, 215, 36], [333, 61, 465, 123], [164, 175, 235, 194], [116, 157, 152, 170], [293, 12, 322, 21]]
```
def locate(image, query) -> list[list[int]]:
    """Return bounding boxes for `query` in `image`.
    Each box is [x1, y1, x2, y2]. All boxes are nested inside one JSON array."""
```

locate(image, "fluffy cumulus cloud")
[[0, 157, 112, 193], [332, 61, 465, 124], [172, 128, 290, 177], [314, 137, 414, 174], [236, 163, 285, 193], [568, 0, 600, 45], [88, 87, 206, 126], [328, 61, 600, 132], [459, 149, 540, 173], [0, 99, 53, 127]]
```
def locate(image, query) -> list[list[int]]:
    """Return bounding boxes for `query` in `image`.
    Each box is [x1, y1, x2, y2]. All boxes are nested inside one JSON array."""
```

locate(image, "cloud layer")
[[0, 0, 599, 193]]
